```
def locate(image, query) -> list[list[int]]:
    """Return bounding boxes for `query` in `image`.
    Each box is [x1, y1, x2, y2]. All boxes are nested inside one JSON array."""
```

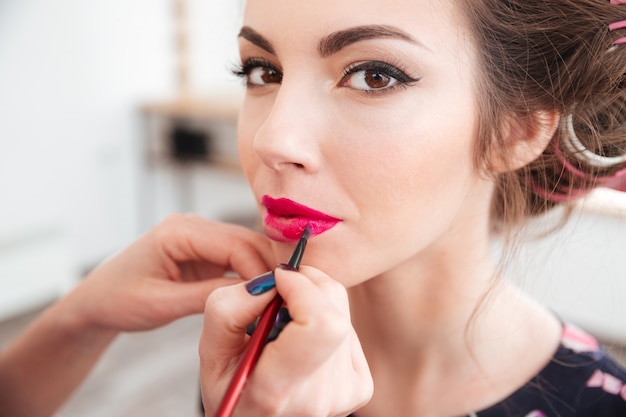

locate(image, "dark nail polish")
[[246, 307, 292, 342], [274, 306, 292, 332], [245, 271, 276, 295], [276, 263, 296, 271]]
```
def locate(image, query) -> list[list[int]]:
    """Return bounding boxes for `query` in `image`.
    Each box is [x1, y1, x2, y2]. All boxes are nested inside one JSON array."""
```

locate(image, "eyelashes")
[[231, 58, 282, 87], [339, 60, 420, 93], [231, 57, 420, 94]]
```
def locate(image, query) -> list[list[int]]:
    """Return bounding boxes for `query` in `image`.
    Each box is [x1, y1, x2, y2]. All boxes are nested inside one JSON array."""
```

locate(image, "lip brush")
[[213, 226, 310, 417]]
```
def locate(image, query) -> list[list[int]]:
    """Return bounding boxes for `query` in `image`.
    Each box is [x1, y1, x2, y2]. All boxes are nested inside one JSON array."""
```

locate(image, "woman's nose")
[[252, 84, 323, 174]]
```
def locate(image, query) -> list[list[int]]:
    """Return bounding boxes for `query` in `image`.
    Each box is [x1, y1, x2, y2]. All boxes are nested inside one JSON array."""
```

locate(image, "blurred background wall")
[[0, 0, 251, 319]]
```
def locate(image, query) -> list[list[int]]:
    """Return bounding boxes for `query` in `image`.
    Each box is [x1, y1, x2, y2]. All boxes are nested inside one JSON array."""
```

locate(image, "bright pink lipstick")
[[262, 195, 340, 242]]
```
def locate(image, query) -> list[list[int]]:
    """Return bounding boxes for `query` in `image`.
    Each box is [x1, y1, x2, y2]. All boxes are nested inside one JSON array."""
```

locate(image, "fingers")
[[73, 214, 275, 332], [262, 267, 351, 376], [158, 277, 245, 317], [199, 266, 373, 416], [199, 267, 373, 416], [200, 278, 277, 362], [262, 267, 373, 413], [154, 214, 275, 279]]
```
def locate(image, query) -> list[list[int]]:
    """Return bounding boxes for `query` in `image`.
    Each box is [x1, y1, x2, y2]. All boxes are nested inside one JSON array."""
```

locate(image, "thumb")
[[200, 272, 277, 359]]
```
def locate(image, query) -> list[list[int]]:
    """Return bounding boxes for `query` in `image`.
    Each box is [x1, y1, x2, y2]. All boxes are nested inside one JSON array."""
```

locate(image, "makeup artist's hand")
[[0, 214, 275, 417], [199, 265, 373, 417], [64, 213, 275, 332]]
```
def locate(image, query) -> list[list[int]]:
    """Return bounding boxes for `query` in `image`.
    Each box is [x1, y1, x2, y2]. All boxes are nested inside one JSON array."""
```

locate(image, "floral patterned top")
[[350, 324, 626, 417], [471, 323, 626, 417]]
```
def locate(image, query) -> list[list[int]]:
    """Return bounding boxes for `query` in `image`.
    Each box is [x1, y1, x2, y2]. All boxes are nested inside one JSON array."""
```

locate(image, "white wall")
[[0, 0, 246, 318], [503, 190, 626, 343]]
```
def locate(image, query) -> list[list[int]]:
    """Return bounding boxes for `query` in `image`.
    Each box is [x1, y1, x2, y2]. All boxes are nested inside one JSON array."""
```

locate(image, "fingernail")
[[246, 307, 292, 341], [267, 307, 292, 341], [245, 271, 276, 295], [274, 306, 292, 331], [276, 263, 296, 271]]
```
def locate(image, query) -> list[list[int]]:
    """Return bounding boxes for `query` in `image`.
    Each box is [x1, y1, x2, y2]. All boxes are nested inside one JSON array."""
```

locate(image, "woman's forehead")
[[241, 0, 465, 52]]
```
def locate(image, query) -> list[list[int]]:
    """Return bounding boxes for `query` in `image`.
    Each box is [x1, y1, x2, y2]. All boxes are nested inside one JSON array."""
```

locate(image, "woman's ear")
[[489, 110, 560, 173]]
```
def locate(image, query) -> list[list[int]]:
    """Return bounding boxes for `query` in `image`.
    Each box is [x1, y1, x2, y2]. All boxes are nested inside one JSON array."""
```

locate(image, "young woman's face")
[[237, 0, 494, 286]]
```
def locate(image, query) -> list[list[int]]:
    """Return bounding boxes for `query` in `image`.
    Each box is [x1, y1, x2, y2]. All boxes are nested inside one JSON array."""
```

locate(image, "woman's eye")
[[340, 61, 419, 93], [248, 66, 282, 85], [346, 70, 396, 90], [232, 59, 282, 87]]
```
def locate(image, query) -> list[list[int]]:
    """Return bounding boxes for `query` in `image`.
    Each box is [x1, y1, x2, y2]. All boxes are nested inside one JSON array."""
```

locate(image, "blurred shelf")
[[140, 94, 243, 167], [138, 93, 246, 230], [140, 94, 241, 122]]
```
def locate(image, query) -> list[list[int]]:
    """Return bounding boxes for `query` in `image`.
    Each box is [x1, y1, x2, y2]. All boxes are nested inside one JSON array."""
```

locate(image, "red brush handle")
[[213, 294, 284, 417]]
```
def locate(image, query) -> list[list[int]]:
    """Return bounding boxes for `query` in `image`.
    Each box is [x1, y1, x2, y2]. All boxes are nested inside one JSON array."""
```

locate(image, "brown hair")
[[457, 0, 626, 233]]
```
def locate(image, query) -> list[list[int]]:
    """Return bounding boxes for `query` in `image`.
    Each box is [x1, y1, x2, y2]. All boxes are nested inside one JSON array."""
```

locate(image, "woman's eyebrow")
[[238, 24, 422, 57], [238, 26, 275, 54], [318, 25, 421, 57]]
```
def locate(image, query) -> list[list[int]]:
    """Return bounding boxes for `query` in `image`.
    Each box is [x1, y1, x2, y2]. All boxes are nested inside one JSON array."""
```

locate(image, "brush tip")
[[302, 225, 311, 241]]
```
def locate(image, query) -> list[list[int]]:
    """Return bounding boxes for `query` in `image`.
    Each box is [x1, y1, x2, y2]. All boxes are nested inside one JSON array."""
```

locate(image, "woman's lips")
[[262, 195, 341, 242]]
